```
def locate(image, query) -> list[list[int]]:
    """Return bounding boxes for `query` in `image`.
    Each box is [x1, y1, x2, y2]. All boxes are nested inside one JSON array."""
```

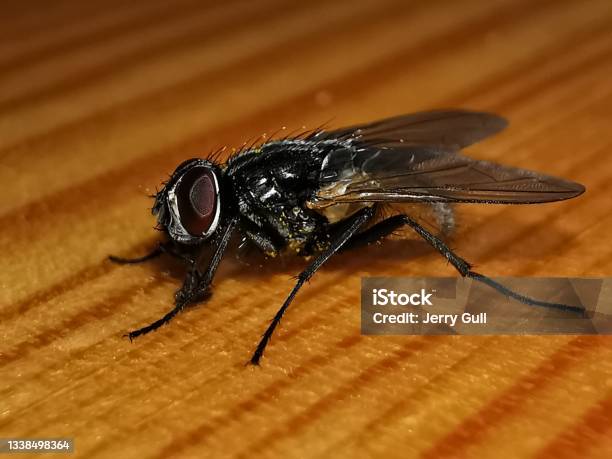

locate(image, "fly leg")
[[243, 229, 281, 258], [250, 207, 375, 365], [342, 205, 455, 252], [345, 213, 584, 314], [342, 214, 408, 251], [109, 241, 198, 266], [126, 217, 239, 340], [394, 214, 585, 315], [108, 243, 165, 264]]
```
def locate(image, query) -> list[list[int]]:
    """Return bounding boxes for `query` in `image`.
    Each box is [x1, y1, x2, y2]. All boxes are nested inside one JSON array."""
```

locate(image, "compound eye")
[[175, 166, 219, 237]]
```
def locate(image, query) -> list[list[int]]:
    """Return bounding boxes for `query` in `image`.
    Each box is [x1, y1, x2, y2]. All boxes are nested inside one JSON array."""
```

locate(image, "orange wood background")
[[1, 0, 612, 457]]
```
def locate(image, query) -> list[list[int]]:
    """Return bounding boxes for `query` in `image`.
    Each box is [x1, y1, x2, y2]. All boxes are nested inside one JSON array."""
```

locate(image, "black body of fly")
[[109, 110, 586, 365]]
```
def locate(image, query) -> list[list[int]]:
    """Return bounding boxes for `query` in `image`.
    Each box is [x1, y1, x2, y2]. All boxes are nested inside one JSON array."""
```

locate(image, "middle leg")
[[250, 206, 375, 365]]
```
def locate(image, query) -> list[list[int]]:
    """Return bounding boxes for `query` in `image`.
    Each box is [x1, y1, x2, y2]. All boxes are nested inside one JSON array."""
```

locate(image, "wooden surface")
[[1, 0, 612, 457]]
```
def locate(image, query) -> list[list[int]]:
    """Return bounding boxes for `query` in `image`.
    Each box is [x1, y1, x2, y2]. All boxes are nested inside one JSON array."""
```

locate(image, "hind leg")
[[380, 214, 584, 314], [342, 214, 407, 251], [344, 213, 583, 314]]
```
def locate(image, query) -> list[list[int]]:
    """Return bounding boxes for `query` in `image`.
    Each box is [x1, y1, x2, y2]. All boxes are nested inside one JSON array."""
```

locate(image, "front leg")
[[109, 241, 199, 267], [126, 217, 239, 339], [250, 207, 375, 365], [108, 243, 165, 264]]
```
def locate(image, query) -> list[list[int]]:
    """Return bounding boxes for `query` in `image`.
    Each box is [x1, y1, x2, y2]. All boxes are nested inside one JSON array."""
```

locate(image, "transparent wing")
[[321, 109, 508, 149], [310, 146, 585, 207]]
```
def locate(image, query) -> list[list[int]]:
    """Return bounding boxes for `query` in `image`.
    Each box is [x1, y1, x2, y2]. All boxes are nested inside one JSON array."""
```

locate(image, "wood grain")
[[1, 0, 612, 457]]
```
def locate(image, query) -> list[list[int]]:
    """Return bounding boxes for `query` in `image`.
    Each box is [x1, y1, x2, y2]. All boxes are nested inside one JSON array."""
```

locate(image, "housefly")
[[110, 110, 585, 365]]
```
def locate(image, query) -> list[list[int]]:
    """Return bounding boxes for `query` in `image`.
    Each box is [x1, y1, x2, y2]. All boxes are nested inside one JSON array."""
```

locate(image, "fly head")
[[153, 158, 222, 245]]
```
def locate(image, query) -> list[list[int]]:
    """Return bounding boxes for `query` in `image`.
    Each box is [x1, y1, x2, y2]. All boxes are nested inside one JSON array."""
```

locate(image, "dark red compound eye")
[[175, 166, 218, 237]]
